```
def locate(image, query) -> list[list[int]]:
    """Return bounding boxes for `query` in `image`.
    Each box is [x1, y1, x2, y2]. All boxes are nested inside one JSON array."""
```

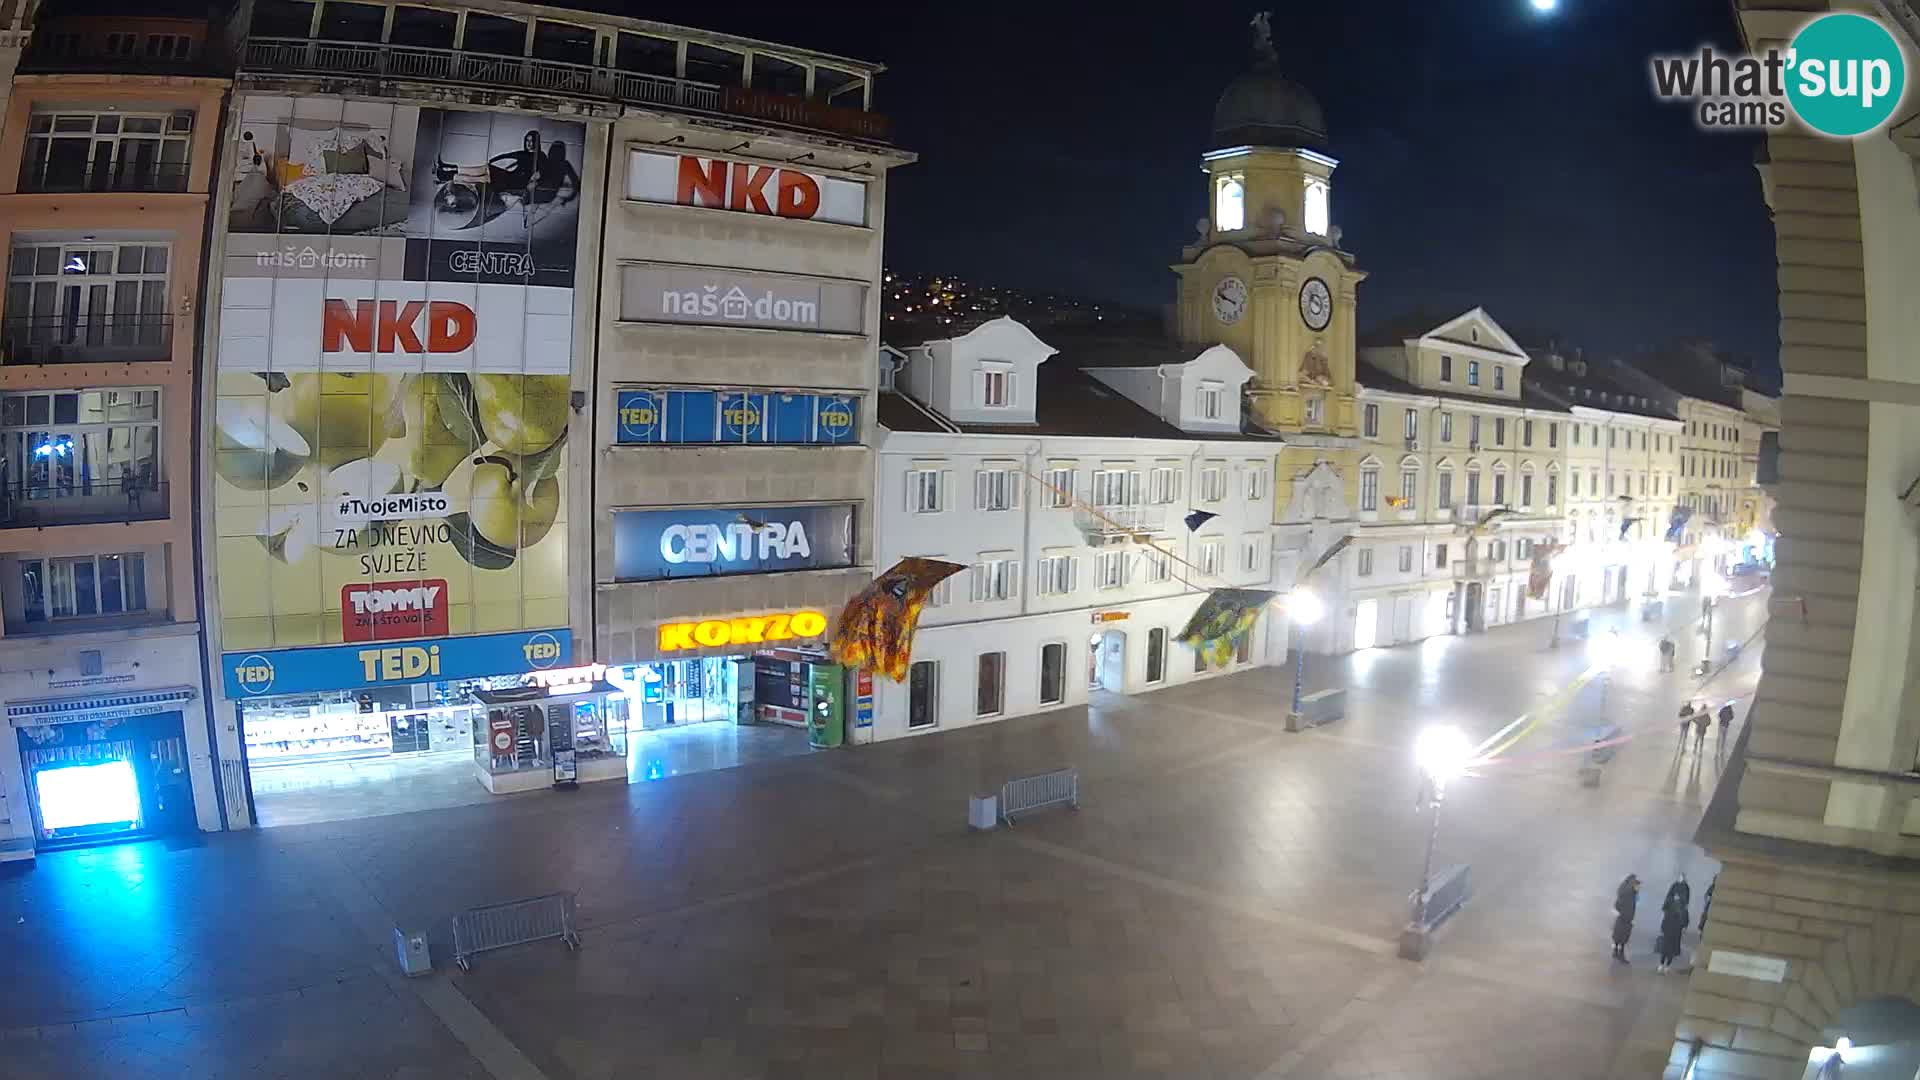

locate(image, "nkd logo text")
[[341, 580, 451, 642], [1649, 14, 1906, 136]]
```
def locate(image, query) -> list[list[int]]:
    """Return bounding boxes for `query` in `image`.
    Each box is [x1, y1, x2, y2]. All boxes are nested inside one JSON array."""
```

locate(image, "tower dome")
[[1212, 13, 1327, 151]]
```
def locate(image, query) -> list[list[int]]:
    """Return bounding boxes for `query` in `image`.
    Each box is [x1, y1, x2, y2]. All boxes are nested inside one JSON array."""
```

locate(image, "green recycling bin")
[[806, 662, 845, 749]]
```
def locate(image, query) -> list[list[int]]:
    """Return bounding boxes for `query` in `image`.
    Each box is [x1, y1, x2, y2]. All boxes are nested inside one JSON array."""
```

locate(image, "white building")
[[871, 317, 1282, 739]]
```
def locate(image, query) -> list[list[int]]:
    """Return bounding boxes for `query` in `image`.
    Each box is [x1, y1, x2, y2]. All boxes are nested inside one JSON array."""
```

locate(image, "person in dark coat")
[[1663, 874, 1691, 914], [1717, 702, 1736, 750], [1657, 897, 1689, 973], [1678, 702, 1697, 754], [1612, 874, 1640, 963]]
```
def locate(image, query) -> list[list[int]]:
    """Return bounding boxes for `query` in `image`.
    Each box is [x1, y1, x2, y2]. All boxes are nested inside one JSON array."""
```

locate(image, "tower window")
[[1215, 176, 1245, 232], [1303, 178, 1329, 236]]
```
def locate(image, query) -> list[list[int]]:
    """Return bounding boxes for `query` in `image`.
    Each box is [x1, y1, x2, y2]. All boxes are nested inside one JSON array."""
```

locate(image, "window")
[[1517, 538, 1533, 559], [1590, 472, 1599, 496], [1665, 475, 1672, 495], [976, 652, 1006, 717], [1521, 474, 1534, 507], [1439, 413, 1454, 443], [1639, 474, 1646, 496], [974, 466, 1019, 511], [1036, 553, 1077, 596], [1404, 409, 1419, 444], [1357, 547, 1374, 576], [1215, 175, 1245, 231], [1200, 466, 1227, 503], [1399, 468, 1419, 510], [1440, 355, 1454, 382], [1590, 424, 1598, 444], [1359, 467, 1380, 511], [0, 389, 162, 505], [1608, 429, 1616, 449], [1039, 642, 1067, 706], [1490, 540, 1506, 562], [1363, 403, 1379, 438], [1494, 366, 1506, 391], [1549, 423, 1559, 448], [1434, 542, 1449, 568], [907, 468, 944, 513], [971, 555, 1018, 602], [1198, 381, 1224, 421], [1241, 534, 1262, 572], [1303, 178, 1330, 236], [1043, 465, 1074, 508], [1146, 628, 1167, 684], [1466, 469, 1482, 506], [1547, 474, 1558, 505], [908, 660, 938, 729], [1148, 466, 1181, 505], [1091, 468, 1136, 507], [1469, 415, 1481, 447], [921, 556, 956, 608], [1198, 538, 1224, 576], [22, 112, 193, 192], [7, 243, 173, 359], [1303, 395, 1325, 427], [1523, 420, 1534, 447], [1399, 546, 1414, 573], [1467, 359, 1480, 386], [980, 366, 1012, 408], [1437, 470, 1454, 509], [1641, 432, 1648, 450], [1094, 549, 1128, 590], [1606, 473, 1614, 496], [1142, 544, 1172, 583], [1245, 465, 1267, 502], [1493, 472, 1507, 505], [1572, 425, 1581, 447], [1494, 418, 1506, 446], [18, 552, 146, 623]]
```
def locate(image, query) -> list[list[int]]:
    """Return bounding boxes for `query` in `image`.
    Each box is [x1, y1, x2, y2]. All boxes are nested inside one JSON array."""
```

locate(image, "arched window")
[[1303, 178, 1329, 236], [1215, 176, 1245, 232]]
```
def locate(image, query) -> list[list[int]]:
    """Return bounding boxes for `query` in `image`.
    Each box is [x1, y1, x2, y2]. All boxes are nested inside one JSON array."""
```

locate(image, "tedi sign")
[[1649, 13, 1907, 136]]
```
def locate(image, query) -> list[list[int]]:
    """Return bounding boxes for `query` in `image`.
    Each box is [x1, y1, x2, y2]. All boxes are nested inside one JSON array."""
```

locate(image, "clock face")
[[1299, 277, 1333, 331], [1211, 276, 1248, 325]]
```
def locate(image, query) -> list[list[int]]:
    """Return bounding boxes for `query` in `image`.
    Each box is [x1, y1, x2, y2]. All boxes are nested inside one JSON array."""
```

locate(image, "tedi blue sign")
[[612, 504, 856, 582], [614, 388, 857, 446], [222, 628, 571, 698]]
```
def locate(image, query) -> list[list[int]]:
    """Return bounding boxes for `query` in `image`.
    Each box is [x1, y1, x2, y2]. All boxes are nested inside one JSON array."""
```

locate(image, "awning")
[[6, 686, 199, 727]]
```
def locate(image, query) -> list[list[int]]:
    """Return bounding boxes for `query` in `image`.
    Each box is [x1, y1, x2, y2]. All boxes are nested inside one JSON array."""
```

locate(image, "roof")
[[1359, 310, 1474, 349], [1625, 345, 1749, 410], [1521, 350, 1681, 422], [880, 368, 1281, 443], [876, 391, 949, 434], [1358, 362, 1570, 414]]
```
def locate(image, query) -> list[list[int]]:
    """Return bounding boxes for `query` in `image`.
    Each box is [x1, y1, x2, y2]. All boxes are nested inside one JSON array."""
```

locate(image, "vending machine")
[[805, 661, 845, 749]]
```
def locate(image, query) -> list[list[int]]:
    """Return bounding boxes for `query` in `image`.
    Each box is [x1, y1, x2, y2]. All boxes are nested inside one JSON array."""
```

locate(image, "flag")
[[1177, 588, 1277, 669], [1300, 535, 1353, 583], [1461, 506, 1515, 542], [1665, 506, 1693, 544], [830, 558, 966, 682], [1618, 517, 1641, 541], [1527, 542, 1563, 599], [1183, 510, 1218, 532]]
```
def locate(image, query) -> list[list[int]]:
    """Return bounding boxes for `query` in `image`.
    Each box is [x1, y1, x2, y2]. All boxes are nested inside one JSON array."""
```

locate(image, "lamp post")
[[1590, 629, 1621, 716], [1548, 551, 1574, 649], [1286, 586, 1325, 725], [1401, 724, 1472, 960], [1697, 572, 1727, 677]]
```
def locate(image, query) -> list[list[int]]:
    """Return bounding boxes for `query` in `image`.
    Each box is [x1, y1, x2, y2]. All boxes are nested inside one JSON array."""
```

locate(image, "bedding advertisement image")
[[213, 95, 581, 652]]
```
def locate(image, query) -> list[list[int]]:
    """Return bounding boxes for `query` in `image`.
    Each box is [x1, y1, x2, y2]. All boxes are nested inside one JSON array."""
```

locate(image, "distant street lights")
[[1286, 587, 1324, 723]]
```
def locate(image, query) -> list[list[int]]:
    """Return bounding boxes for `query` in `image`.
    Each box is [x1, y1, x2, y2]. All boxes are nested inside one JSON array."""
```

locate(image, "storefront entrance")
[[15, 705, 195, 850]]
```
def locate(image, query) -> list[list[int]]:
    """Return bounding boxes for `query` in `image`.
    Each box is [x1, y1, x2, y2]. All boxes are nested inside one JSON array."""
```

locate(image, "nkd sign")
[[618, 263, 866, 335], [611, 504, 855, 582], [626, 150, 868, 226]]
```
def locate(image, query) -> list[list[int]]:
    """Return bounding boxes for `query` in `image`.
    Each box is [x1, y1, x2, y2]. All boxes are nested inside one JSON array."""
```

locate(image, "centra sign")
[[657, 610, 828, 652]]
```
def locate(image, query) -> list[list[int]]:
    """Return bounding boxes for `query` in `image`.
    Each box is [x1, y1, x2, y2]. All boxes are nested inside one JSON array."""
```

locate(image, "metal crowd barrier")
[[451, 891, 581, 972], [1000, 767, 1078, 825]]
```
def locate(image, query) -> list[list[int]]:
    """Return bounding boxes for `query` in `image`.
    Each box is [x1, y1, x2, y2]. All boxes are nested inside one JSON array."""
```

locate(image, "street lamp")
[[1286, 587, 1325, 725], [1548, 549, 1576, 649], [1697, 572, 1729, 676], [1589, 629, 1621, 714], [1402, 724, 1473, 960]]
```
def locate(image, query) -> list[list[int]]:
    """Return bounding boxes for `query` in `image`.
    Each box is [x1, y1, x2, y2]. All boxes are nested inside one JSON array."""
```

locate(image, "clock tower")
[[1171, 13, 1365, 438]]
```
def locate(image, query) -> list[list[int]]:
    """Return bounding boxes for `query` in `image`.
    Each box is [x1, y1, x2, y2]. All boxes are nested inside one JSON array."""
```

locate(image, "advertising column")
[[207, 96, 587, 822]]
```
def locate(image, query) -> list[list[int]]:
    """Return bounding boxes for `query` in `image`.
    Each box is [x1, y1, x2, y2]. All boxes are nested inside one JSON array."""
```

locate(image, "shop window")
[[1146, 628, 1167, 684], [1039, 642, 1066, 706], [909, 660, 938, 729], [975, 651, 1005, 717], [388, 5, 456, 49], [17, 551, 147, 624]]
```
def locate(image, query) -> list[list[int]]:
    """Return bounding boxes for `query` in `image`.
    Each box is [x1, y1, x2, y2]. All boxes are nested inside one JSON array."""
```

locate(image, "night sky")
[[604, 0, 1779, 380]]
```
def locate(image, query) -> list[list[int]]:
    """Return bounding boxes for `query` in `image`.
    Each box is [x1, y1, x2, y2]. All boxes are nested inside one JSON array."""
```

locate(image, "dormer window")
[[979, 363, 1012, 408], [1215, 175, 1245, 232], [1493, 366, 1505, 391], [1197, 380, 1224, 421], [1303, 178, 1329, 236]]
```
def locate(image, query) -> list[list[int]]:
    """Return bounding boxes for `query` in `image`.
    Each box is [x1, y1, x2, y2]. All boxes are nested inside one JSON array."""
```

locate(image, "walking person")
[[1612, 874, 1640, 963], [1657, 894, 1689, 973], [1692, 706, 1710, 756], [1717, 701, 1736, 753], [1659, 634, 1676, 672], [1663, 874, 1691, 914], [1678, 702, 1697, 754]]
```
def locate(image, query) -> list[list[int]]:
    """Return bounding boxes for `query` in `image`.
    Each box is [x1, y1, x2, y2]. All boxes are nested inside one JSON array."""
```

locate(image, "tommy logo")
[[341, 580, 450, 642]]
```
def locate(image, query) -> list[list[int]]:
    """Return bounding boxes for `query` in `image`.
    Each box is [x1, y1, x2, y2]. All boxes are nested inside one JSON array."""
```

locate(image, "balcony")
[[240, 38, 893, 144], [1073, 502, 1167, 544], [1, 317, 174, 366], [0, 480, 169, 529], [17, 159, 191, 195]]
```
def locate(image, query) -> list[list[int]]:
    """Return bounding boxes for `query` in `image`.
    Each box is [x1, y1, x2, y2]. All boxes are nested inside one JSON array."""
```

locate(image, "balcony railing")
[[241, 37, 889, 143], [1074, 502, 1167, 542], [18, 159, 190, 195], [0, 480, 169, 528], [1, 317, 174, 366]]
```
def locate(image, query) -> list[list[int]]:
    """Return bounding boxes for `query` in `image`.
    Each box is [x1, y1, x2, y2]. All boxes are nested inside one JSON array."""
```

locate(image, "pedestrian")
[[1657, 895, 1689, 973], [1717, 701, 1736, 748], [1693, 707, 1710, 756], [1659, 635, 1676, 672], [1663, 874, 1691, 913], [1678, 702, 1697, 753], [1612, 874, 1640, 963]]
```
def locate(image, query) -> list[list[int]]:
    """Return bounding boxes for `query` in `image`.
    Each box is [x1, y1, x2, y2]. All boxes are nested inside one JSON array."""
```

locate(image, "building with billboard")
[[0, 3, 227, 862], [199, 0, 905, 827]]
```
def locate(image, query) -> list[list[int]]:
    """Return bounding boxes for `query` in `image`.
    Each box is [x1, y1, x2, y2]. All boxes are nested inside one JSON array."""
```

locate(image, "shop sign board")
[[222, 628, 571, 698], [618, 264, 867, 334], [854, 669, 873, 729], [213, 95, 581, 656], [614, 388, 858, 446], [612, 504, 855, 581], [625, 150, 868, 226], [657, 611, 827, 653]]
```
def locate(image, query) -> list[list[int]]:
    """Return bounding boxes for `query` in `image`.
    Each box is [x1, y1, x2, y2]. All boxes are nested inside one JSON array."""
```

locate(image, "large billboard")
[[611, 504, 856, 582], [213, 95, 582, 655]]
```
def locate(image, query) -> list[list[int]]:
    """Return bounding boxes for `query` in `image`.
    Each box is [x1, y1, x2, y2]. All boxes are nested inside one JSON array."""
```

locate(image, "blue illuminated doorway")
[[17, 710, 192, 850]]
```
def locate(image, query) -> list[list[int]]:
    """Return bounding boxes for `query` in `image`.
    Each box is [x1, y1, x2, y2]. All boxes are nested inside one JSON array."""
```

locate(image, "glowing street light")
[[1285, 587, 1324, 723], [1530, 0, 1558, 11], [1698, 573, 1730, 676], [1403, 724, 1473, 960]]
